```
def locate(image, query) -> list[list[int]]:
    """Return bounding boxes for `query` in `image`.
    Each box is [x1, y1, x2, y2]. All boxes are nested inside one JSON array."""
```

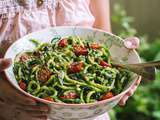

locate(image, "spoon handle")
[[124, 65, 156, 81], [129, 60, 160, 69], [113, 61, 160, 81]]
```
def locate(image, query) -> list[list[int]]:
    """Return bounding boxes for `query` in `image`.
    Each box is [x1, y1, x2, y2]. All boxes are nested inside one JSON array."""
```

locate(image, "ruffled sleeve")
[[0, 0, 57, 57]]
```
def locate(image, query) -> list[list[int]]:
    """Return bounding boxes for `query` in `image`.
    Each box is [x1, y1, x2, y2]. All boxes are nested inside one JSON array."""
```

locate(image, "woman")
[[0, 0, 140, 119]]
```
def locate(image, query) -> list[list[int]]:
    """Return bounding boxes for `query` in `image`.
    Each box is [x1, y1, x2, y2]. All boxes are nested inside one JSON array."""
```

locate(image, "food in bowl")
[[13, 35, 132, 104], [5, 27, 140, 120]]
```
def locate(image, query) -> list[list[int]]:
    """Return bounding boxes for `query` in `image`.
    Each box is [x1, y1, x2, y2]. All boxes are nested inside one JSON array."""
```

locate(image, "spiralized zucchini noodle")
[[13, 36, 131, 104]]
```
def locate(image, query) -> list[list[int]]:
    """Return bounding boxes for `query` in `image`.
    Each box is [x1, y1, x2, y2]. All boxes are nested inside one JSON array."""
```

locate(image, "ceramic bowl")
[[4, 26, 140, 120]]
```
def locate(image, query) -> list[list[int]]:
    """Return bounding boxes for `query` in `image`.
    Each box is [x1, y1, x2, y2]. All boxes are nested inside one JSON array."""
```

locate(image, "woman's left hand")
[[119, 37, 141, 106]]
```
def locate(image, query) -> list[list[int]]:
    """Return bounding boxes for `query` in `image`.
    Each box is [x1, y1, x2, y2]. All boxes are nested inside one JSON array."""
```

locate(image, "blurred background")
[[109, 0, 160, 120], [111, 0, 160, 39]]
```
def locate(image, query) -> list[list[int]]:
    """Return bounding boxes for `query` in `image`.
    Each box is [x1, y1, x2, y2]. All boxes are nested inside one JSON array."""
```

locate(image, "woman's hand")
[[0, 58, 49, 120], [119, 37, 141, 106]]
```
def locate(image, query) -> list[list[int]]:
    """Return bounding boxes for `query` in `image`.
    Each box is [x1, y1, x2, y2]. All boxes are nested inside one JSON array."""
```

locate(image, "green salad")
[[13, 36, 131, 104]]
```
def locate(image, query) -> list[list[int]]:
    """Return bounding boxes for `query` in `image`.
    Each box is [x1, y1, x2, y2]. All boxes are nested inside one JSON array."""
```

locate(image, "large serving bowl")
[[4, 26, 140, 120]]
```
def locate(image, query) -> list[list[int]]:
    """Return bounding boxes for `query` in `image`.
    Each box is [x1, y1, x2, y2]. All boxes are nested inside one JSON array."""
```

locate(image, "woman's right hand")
[[0, 58, 49, 120]]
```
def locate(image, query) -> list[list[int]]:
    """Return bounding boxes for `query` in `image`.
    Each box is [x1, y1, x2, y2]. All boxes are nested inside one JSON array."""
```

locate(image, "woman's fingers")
[[0, 64, 48, 120], [16, 105, 49, 118], [135, 77, 141, 86], [12, 109, 47, 120], [16, 95, 37, 106], [17, 104, 49, 112], [1, 74, 41, 106], [4, 94, 37, 106], [119, 94, 129, 106], [0, 69, 37, 106], [1, 91, 37, 106], [15, 103, 49, 118], [119, 85, 137, 106], [119, 77, 141, 106], [23, 110, 49, 117], [124, 37, 140, 49], [0, 58, 12, 72], [32, 116, 47, 120]]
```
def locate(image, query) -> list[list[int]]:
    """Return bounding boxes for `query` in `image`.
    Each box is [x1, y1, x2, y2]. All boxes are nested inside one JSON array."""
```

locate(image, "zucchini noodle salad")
[[13, 36, 131, 104]]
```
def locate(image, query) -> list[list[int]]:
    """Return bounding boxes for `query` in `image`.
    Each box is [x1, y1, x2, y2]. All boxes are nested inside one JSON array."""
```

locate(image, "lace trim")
[[0, 0, 58, 18]]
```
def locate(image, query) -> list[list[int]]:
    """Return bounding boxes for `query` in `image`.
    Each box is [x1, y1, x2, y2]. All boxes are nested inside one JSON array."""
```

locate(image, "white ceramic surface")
[[4, 26, 140, 120]]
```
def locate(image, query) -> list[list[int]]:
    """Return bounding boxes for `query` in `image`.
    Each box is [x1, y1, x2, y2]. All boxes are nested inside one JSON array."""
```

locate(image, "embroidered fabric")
[[0, 0, 57, 18]]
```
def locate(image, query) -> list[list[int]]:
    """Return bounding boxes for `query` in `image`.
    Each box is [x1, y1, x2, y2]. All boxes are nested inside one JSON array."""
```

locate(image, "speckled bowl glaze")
[[4, 26, 141, 120]]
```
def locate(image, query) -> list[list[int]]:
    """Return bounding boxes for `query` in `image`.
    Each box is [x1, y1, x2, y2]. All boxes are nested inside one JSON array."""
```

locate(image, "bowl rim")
[[4, 26, 141, 106]]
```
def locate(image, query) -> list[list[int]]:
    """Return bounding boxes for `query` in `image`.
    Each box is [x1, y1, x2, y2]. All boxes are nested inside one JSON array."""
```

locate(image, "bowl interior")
[[4, 26, 140, 104]]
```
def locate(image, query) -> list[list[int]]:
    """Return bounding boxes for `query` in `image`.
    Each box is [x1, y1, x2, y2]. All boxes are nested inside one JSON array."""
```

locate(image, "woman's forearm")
[[90, 0, 111, 33]]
